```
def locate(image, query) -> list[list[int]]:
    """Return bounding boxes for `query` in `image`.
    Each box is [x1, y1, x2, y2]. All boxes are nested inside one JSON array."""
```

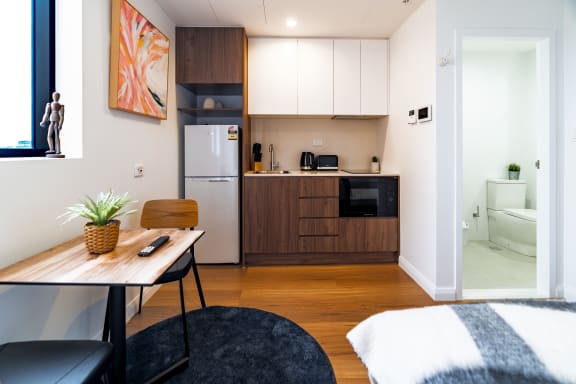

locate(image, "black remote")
[[138, 235, 170, 257]]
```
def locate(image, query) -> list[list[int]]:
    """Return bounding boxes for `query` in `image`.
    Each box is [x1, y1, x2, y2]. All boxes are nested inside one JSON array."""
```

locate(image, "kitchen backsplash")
[[251, 118, 386, 170]]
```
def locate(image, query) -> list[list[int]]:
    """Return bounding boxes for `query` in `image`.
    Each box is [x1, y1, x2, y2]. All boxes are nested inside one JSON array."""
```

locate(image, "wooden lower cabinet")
[[243, 176, 399, 265], [338, 218, 398, 252], [243, 177, 299, 254]]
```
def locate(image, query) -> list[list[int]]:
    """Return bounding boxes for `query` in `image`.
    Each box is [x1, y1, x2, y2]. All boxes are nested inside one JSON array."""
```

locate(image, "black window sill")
[[0, 149, 49, 158]]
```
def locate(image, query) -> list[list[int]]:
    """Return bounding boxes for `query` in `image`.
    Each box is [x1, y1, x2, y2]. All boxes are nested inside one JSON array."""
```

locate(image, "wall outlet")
[[134, 163, 144, 177], [312, 138, 323, 146]]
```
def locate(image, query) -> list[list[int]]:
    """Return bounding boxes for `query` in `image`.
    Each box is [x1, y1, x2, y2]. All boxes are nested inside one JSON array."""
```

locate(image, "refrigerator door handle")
[[187, 178, 234, 182]]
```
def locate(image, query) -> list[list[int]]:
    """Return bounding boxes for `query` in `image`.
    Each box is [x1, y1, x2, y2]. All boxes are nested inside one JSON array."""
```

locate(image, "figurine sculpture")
[[40, 91, 65, 157]]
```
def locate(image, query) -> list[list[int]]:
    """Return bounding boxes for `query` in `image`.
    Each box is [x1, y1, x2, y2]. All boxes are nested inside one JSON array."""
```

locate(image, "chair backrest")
[[140, 199, 199, 229]]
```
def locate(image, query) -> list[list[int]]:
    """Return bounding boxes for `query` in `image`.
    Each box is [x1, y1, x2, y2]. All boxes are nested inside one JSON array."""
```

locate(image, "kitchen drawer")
[[299, 177, 338, 197], [298, 236, 336, 252], [299, 218, 339, 236], [299, 198, 338, 218]]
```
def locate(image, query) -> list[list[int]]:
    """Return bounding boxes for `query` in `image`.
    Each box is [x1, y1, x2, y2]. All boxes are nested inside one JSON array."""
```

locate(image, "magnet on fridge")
[[227, 126, 238, 140]]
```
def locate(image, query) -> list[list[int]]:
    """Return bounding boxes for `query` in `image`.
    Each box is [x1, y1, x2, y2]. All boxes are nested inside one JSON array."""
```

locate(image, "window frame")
[[0, 0, 55, 158]]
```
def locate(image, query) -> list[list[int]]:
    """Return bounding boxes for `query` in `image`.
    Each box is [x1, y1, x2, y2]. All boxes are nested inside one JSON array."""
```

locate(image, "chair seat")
[[0, 340, 113, 384], [155, 251, 193, 284]]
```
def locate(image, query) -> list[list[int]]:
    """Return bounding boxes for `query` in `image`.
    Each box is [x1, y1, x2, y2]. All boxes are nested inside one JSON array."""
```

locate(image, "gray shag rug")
[[126, 306, 336, 383]]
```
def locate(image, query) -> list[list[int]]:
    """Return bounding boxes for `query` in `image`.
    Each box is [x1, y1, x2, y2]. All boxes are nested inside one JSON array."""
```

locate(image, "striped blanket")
[[347, 301, 576, 383]]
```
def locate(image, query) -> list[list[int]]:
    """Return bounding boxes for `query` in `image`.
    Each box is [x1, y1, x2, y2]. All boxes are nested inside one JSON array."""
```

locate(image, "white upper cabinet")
[[248, 38, 298, 115], [248, 37, 388, 116], [361, 40, 389, 115], [297, 39, 334, 115], [334, 39, 361, 115]]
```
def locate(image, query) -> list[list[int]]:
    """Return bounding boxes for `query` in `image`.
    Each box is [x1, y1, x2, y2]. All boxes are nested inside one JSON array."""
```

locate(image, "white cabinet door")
[[361, 40, 389, 115], [297, 39, 333, 115], [248, 38, 298, 115], [334, 39, 361, 115]]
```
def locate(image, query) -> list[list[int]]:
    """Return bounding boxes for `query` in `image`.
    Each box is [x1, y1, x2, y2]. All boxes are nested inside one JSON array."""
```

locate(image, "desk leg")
[[110, 286, 126, 384]]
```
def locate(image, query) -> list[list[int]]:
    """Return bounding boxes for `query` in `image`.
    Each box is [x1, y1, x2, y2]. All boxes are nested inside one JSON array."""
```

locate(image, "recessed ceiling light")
[[286, 17, 297, 28]]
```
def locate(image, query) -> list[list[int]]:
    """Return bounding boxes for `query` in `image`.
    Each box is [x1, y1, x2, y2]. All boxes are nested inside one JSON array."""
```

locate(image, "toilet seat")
[[503, 208, 536, 222]]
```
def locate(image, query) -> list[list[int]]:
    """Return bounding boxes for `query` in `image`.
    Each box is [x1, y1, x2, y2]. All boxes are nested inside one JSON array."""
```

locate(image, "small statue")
[[40, 91, 65, 157]]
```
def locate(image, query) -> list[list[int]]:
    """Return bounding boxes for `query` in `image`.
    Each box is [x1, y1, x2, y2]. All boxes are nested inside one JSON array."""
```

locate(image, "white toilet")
[[486, 179, 536, 257]]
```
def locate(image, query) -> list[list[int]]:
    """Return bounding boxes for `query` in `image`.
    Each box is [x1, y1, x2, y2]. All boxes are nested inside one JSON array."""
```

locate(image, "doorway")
[[458, 34, 554, 300]]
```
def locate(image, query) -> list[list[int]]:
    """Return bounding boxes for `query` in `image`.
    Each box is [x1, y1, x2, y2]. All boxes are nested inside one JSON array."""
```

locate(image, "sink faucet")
[[269, 144, 275, 170]]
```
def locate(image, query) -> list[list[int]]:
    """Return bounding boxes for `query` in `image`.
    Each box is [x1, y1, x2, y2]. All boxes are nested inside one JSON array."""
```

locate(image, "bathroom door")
[[458, 32, 556, 299]]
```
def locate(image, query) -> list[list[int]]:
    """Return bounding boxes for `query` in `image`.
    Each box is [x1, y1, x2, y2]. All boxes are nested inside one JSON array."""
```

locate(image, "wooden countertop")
[[245, 170, 398, 177]]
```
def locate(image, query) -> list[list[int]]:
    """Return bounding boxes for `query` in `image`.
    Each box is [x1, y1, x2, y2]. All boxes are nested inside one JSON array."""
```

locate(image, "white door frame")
[[454, 28, 558, 300]]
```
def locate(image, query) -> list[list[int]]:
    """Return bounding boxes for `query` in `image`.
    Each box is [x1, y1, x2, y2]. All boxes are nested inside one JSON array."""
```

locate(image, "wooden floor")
[[127, 264, 437, 384]]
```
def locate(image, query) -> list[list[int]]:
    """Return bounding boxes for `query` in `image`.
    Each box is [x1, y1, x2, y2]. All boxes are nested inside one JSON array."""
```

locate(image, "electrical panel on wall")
[[417, 105, 432, 122], [408, 109, 417, 124]]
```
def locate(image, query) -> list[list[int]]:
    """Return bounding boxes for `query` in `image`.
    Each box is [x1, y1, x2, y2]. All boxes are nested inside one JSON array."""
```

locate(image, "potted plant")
[[60, 190, 137, 254], [508, 163, 521, 180], [371, 156, 380, 173]]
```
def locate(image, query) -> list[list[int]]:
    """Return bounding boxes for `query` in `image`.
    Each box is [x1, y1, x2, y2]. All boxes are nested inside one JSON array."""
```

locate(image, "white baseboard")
[[398, 256, 457, 301]]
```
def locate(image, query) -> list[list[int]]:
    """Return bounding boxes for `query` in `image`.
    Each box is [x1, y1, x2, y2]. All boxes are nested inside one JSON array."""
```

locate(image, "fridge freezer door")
[[185, 125, 239, 177], [185, 177, 239, 263]]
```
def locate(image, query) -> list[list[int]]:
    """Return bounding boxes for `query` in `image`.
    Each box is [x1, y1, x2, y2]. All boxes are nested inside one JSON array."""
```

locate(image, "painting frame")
[[109, 0, 170, 120]]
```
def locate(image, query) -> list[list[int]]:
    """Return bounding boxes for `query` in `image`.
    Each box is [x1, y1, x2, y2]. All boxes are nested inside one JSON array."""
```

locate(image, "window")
[[0, 0, 55, 157]]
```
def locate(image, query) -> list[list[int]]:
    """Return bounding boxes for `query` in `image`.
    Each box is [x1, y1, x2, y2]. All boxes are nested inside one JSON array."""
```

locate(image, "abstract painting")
[[109, 0, 169, 120]]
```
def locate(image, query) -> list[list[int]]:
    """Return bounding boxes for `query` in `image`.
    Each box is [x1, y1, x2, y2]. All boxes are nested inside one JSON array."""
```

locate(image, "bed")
[[347, 301, 576, 383]]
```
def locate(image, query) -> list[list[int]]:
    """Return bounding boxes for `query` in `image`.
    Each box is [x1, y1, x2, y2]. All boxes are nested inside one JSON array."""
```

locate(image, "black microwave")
[[339, 177, 398, 217]]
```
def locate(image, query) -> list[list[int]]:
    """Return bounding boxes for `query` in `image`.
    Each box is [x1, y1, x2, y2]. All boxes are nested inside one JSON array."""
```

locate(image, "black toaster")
[[316, 155, 339, 171]]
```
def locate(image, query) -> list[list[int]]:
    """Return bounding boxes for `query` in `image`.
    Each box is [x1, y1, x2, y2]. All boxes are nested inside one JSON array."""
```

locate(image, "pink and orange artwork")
[[109, 0, 169, 120]]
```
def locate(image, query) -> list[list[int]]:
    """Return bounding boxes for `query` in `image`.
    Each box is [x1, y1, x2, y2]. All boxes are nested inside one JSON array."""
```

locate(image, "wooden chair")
[[103, 199, 206, 359], [0, 340, 113, 383]]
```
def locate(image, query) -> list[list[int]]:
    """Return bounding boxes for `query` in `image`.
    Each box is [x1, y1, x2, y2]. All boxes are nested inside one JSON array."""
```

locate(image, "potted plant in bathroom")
[[508, 163, 521, 180], [371, 156, 380, 173], [59, 190, 137, 254]]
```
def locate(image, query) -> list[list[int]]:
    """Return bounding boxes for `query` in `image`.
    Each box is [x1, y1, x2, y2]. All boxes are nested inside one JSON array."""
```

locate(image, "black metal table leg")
[[110, 285, 127, 384]]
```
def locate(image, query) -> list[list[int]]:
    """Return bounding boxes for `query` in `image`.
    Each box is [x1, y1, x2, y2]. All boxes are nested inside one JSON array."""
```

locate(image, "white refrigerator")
[[184, 125, 239, 263]]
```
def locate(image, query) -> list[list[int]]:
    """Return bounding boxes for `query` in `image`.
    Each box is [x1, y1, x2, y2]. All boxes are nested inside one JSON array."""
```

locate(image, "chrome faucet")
[[269, 144, 275, 170]]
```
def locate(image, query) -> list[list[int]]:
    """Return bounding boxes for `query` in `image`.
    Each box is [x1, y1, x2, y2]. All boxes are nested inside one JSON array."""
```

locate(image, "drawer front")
[[299, 198, 338, 218], [298, 236, 336, 252], [299, 218, 339, 236], [299, 177, 338, 197]]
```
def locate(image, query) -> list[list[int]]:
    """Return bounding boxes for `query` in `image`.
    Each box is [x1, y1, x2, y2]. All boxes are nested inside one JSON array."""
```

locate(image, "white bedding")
[[347, 301, 576, 384]]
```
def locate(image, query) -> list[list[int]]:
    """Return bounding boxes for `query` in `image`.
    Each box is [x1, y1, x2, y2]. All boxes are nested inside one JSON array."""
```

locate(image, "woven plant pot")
[[84, 220, 120, 254]]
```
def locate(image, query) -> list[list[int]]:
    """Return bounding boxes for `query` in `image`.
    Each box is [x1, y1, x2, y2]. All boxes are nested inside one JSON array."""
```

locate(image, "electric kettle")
[[300, 152, 315, 170]]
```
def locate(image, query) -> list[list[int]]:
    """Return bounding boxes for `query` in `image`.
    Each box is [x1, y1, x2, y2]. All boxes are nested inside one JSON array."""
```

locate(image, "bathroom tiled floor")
[[463, 240, 536, 289]]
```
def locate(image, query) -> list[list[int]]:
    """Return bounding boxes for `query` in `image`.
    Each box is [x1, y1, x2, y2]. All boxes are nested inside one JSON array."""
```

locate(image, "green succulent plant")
[[60, 190, 137, 226], [508, 163, 521, 172]]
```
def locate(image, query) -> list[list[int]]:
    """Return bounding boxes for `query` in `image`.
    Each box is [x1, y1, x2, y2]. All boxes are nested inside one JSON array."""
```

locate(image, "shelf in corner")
[[178, 107, 243, 117]]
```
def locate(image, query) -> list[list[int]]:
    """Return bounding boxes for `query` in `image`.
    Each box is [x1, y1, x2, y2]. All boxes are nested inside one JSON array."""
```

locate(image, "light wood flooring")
[[127, 264, 437, 384]]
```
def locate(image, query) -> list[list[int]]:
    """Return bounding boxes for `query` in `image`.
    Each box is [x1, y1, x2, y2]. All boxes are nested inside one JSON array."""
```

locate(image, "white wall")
[[436, 0, 566, 298], [384, 0, 438, 297], [563, 0, 576, 301], [251, 118, 383, 170], [463, 48, 538, 241], [0, 0, 178, 342]]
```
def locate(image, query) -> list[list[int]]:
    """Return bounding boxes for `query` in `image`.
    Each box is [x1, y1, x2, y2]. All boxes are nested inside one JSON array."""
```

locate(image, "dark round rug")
[[126, 306, 336, 383]]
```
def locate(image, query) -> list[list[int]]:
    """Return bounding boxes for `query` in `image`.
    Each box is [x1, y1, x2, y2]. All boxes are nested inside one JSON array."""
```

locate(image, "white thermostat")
[[408, 109, 417, 124], [417, 105, 432, 122]]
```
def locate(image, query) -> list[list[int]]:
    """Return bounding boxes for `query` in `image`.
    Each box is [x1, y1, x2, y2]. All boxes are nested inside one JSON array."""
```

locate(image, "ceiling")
[[155, 0, 425, 38]]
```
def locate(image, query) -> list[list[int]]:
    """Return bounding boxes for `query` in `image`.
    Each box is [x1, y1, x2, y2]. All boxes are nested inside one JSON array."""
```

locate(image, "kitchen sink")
[[253, 170, 291, 174]]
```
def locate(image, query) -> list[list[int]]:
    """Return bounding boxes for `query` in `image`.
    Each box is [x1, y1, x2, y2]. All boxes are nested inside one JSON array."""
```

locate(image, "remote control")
[[138, 235, 170, 257]]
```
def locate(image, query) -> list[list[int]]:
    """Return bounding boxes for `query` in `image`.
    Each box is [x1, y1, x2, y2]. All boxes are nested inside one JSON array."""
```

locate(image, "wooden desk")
[[0, 228, 205, 383]]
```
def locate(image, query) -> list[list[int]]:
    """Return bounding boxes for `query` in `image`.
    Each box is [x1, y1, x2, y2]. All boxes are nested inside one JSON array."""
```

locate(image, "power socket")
[[134, 163, 144, 177]]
